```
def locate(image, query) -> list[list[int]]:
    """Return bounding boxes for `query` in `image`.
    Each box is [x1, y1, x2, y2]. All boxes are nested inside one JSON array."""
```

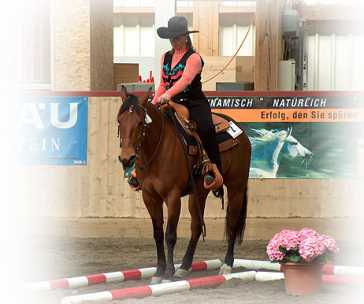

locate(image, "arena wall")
[[21, 93, 363, 241]]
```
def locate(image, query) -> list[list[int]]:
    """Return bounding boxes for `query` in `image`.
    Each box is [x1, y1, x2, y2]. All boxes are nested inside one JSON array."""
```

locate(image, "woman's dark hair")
[[186, 35, 194, 51], [171, 34, 194, 54]]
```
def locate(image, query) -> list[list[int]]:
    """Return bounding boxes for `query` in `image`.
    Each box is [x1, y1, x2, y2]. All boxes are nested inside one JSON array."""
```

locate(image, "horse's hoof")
[[219, 264, 232, 275], [150, 276, 162, 285], [174, 268, 191, 278]]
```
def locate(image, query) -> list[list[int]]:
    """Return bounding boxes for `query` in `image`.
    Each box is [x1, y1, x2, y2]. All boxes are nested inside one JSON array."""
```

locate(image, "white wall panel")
[[140, 26, 155, 57], [317, 35, 332, 90], [305, 34, 364, 90], [124, 26, 139, 56], [219, 25, 255, 56], [352, 35, 364, 90]]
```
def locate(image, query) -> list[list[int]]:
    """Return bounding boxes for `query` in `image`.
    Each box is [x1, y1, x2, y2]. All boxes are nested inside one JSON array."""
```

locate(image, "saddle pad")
[[212, 114, 230, 134]]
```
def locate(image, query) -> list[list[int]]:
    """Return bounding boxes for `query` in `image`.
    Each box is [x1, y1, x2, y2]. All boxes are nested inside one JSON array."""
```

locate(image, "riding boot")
[[201, 128, 224, 191]]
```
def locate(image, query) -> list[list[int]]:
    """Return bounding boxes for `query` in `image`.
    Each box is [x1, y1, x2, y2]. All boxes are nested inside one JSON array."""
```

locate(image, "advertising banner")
[[19, 96, 88, 165], [208, 95, 364, 178]]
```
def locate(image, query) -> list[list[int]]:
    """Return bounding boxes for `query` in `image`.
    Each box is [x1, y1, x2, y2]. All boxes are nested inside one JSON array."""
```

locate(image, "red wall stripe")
[[22, 90, 364, 98]]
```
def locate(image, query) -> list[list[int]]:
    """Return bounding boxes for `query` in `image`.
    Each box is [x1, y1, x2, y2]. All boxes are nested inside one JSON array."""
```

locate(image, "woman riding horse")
[[152, 16, 223, 192], [117, 16, 251, 283]]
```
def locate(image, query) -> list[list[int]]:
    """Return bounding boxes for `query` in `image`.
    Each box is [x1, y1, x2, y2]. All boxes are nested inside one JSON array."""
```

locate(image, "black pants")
[[180, 98, 222, 171]]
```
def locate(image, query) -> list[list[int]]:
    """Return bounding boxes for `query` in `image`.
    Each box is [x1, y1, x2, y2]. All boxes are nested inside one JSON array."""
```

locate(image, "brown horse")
[[117, 87, 251, 283]]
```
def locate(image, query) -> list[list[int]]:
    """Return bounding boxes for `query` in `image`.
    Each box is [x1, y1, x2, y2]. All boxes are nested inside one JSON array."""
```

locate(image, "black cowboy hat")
[[157, 16, 199, 39]]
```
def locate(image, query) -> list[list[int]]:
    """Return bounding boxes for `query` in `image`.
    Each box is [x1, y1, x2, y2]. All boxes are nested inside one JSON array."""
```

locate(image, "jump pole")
[[28, 259, 222, 292], [234, 259, 364, 276], [61, 271, 257, 304], [253, 271, 364, 285]]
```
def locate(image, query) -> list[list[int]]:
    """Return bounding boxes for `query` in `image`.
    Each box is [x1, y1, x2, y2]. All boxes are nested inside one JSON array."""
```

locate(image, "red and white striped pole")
[[27, 259, 222, 292], [61, 271, 257, 304], [322, 274, 364, 285], [234, 259, 364, 276], [254, 271, 364, 285]]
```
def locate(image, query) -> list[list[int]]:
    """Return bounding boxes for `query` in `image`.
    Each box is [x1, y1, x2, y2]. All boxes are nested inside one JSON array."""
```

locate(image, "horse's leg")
[[142, 191, 165, 284], [176, 184, 208, 278], [220, 184, 248, 274], [164, 191, 182, 280]]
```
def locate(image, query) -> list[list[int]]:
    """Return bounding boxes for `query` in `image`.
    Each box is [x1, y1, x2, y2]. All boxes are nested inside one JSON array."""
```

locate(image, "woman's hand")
[[158, 92, 171, 105]]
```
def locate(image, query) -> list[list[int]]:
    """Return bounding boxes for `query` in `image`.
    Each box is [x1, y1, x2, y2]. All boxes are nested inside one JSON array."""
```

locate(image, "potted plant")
[[266, 228, 339, 295]]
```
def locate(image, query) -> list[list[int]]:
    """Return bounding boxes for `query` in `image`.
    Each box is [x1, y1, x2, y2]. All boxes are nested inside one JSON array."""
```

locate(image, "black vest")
[[162, 49, 205, 103]]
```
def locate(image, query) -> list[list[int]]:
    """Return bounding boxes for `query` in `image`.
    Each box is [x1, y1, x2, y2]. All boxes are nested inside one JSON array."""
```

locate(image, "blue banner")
[[18, 96, 88, 165]]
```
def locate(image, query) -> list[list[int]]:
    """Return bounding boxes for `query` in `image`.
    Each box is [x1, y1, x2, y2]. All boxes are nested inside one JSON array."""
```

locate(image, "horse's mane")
[[249, 128, 281, 148], [117, 94, 147, 122], [120, 95, 139, 113]]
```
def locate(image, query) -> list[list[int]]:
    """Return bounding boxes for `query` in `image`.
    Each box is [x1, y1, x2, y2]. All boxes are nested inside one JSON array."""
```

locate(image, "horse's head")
[[249, 127, 313, 174], [117, 86, 151, 171], [280, 127, 313, 163]]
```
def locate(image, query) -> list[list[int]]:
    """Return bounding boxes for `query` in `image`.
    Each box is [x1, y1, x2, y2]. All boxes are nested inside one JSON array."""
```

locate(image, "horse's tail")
[[237, 186, 248, 245]]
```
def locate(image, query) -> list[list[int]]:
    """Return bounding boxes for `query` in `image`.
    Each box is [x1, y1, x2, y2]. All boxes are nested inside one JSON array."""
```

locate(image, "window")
[[219, 14, 255, 56], [177, 0, 193, 8], [113, 15, 155, 57], [113, 15, 155, 81]]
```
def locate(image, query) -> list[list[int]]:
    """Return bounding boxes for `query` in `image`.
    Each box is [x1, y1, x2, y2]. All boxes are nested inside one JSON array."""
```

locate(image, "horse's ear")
[[139, 86, 153, 107], [120, 85, 128, 102]]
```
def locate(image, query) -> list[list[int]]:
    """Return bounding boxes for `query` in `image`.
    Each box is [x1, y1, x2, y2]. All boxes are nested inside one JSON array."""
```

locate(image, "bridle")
[[118, 102, 165, 172]]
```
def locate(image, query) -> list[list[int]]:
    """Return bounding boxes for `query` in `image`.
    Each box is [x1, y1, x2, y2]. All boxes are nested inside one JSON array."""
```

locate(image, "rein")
[[136, 105, 165, 171]]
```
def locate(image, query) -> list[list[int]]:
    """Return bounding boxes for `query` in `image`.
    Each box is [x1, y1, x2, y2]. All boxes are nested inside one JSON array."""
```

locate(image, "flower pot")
[[281, 262, 322, 296]]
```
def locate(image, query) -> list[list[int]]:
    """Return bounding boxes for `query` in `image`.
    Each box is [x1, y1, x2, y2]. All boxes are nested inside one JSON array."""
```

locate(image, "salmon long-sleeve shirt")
[[151, 48, 202, 104]]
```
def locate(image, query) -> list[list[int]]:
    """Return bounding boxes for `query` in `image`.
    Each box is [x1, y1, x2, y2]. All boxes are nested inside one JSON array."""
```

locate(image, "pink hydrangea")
[[266, 229, 299, 261], [267, 228, 339, 263], [278, 229, 300, 250], [298, 228, 319, 241], [321, 234, 339, 253], [298, 235, 326, 262], [266, 236, 285, 261]]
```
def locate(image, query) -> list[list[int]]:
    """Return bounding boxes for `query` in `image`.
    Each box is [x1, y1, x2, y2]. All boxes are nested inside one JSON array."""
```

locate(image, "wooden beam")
[[254, 0, 283, 91], [193, 1, 219, 56], [90, 0, 114, 90]]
